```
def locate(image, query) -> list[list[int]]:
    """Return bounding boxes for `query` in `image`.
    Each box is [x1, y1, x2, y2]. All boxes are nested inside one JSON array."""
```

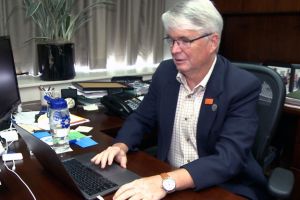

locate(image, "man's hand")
[[91, 143, 128, 168], [113, 175, 167, 200]]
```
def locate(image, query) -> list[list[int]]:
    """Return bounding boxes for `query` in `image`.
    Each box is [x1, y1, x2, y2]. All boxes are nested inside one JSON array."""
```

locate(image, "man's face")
[[166, 29, 218, 75]]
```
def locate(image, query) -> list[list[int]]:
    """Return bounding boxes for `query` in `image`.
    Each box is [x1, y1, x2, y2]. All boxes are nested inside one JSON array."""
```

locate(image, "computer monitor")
[[0, 36, 21, 129]]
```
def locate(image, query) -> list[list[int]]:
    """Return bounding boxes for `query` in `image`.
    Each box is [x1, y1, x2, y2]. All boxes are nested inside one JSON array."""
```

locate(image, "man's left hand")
[[113, 175, 167, 200]]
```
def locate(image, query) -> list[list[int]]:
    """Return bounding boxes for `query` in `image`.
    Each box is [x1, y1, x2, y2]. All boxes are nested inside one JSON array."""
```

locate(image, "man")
[[91, 0, 268, 199]]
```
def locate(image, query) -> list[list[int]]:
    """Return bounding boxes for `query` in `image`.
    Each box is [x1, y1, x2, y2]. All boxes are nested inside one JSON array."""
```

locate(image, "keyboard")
[[63, 158, 118, 196]]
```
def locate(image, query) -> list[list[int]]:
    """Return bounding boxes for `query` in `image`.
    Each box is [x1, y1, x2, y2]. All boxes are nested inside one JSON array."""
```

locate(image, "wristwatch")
[[160, 173, 176, 193]]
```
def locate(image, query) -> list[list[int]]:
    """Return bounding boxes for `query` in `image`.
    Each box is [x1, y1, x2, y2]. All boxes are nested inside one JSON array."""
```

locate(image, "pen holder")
[[40, 89, 56, 106]]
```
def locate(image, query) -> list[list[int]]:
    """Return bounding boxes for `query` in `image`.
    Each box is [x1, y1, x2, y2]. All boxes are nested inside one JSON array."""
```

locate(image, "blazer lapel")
[[160, 78, 180, 158], [197, 57, 225, 155]]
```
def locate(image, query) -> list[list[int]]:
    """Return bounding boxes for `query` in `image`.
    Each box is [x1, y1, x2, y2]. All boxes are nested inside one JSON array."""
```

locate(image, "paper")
[[70, 114, 90, 126], [18, 124, 42, 133], [75, 137, 97, 148], [83, 104, 99, 111], [75, 126, 93, 133], [13, 111, 39, 124], [37, 113, 90, 129]]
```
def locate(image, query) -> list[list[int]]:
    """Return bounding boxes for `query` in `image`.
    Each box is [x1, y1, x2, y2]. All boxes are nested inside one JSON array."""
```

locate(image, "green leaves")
[[23, 0, 114, 42]]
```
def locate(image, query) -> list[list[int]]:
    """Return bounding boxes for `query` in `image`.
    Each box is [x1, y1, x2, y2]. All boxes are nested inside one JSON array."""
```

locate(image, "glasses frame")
[[164, 32, 213, 49]]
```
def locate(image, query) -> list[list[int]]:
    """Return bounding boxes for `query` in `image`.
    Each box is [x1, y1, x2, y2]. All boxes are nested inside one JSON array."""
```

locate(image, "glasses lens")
[[165, 37, 173, 46], [164, 37, 191, 48], [178, 39, 190, 48]]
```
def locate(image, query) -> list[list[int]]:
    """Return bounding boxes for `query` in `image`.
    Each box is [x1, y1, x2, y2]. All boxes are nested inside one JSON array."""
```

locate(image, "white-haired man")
[[92, 0, 268, 199]]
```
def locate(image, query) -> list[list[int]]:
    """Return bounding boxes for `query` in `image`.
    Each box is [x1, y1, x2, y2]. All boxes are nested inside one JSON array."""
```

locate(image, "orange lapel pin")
[[204, 98, 214, 105]]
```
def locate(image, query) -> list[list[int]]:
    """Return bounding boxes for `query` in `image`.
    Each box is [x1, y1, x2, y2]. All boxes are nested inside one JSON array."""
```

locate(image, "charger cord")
[[1, 122, 35, 200], [4, 161, 36, 200]]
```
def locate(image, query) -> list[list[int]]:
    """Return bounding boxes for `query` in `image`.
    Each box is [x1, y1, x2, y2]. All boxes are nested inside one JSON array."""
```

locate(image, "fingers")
[[119, 155, 127, 168], [113, 182, 135, 200], [113, 176, 167, 200], [91, 145, 127, 169]]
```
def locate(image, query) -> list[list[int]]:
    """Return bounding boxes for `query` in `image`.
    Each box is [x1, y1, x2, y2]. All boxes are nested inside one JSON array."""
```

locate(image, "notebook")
[[14, 123, 140, 200]]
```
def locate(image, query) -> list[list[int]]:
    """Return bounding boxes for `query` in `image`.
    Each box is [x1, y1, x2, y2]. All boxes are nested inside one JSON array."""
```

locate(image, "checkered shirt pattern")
[[168, 57, 216, 168]]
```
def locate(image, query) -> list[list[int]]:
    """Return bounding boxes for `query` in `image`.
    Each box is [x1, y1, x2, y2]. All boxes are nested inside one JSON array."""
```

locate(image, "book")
[[73, 82, 132, 91]]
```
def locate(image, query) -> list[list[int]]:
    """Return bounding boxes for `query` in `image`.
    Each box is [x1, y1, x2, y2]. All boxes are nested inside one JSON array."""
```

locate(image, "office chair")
[[233, 62, 294, 199]]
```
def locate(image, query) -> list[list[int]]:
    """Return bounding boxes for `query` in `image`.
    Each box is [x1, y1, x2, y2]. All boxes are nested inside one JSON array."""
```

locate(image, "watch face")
[[163, 178, 176, 192]]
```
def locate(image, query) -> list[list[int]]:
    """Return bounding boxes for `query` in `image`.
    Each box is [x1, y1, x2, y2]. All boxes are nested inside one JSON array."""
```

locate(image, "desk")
[[279, 104, 300, 200], [0, 102, 244, 200]]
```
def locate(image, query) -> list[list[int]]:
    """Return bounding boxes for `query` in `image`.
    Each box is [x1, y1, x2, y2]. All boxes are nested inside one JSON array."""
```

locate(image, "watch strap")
[[160, 172, 170, 180]]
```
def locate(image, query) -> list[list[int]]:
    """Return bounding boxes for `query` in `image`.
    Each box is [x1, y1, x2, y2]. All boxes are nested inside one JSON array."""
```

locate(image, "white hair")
[[162, 0, 223, 36]]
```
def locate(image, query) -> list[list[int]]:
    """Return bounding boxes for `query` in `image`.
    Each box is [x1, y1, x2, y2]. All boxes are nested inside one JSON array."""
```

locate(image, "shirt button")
[[186, 138, 190, 142], [187, 95, 191, 98], [187, 160, 190, 163], [184, 117, 188, 121]]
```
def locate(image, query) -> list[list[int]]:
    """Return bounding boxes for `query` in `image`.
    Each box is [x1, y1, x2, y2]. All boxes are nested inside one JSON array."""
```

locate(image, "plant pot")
[[37, 43, 75, 81]]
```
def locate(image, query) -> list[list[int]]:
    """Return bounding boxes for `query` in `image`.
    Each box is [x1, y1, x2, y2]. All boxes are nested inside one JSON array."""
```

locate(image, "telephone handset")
[[100, 92, 142, 118]]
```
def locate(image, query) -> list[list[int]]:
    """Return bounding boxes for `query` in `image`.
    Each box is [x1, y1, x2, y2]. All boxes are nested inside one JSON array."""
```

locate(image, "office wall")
[[213, 0, 300, 64]]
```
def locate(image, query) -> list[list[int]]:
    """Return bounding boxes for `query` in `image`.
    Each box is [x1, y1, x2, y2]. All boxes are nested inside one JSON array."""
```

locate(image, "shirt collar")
[[176, 56, 217, 91]]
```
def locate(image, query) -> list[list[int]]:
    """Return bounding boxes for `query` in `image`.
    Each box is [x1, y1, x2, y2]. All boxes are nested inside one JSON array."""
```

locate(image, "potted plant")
[[23, 0, 113, 81]]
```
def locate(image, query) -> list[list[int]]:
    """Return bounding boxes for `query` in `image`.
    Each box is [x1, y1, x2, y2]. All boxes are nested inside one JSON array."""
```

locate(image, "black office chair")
[[233, 62, 294, 199]]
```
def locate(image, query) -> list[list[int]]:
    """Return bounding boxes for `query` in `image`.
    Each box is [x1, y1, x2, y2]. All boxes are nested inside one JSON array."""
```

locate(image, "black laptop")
[[14, 123, 139, 200]]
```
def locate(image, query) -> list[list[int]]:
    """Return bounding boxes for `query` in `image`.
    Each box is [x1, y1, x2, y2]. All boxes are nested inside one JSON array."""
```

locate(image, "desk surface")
[[0, 104, 244, 200]]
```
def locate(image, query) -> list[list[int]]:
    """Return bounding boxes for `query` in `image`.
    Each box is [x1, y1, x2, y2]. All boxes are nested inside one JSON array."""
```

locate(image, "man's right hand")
[[91, 143, 129, 169]]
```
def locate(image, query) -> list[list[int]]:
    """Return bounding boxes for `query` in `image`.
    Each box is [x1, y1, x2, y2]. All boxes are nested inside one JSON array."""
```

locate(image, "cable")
[[4, 161, 37, 200], [4, 141, 14, 154], [12, 159, 16, 171]]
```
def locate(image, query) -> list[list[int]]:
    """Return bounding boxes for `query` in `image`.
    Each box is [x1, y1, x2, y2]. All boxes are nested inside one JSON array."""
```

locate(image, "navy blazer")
[[115, 55, 268, 199]]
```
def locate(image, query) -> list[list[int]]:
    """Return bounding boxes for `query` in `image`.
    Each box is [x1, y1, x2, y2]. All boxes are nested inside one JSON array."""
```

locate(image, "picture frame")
[[293, 64, 300, 92], [265, 62, 295, 93]]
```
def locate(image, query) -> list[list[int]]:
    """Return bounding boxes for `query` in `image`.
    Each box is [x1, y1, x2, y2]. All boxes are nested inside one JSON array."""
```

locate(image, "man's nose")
[[171, 41, 182, 53]]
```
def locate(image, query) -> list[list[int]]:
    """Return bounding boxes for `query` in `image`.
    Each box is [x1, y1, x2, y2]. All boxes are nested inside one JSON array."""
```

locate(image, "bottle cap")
[[44, 96, 67, 109]]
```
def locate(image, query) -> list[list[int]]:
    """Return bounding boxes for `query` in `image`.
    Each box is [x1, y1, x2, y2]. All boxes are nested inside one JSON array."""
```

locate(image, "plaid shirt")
[[168, 57, 216, 167]]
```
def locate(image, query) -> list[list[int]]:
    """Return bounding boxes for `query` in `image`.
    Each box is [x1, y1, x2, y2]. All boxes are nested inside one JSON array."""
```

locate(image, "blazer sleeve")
[[114, 61, 168, 150]]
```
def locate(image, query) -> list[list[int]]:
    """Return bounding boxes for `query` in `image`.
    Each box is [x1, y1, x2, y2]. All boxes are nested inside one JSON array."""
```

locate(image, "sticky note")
[[33, 131, 51, 139], [75, 137, 98, 148], [68, 131, 86, 141], [75, 126, 93, 133]]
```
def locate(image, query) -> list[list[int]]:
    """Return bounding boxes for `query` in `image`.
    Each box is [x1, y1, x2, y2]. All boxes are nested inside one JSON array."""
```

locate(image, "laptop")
[[14, 123, 140, 200]]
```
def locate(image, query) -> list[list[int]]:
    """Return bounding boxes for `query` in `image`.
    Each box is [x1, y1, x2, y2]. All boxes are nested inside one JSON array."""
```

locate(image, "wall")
[[213, 0, 300, 64]]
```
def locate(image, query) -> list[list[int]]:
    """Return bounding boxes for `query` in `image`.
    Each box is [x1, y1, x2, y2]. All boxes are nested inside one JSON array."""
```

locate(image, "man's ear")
[[209, 33, 220, 53]]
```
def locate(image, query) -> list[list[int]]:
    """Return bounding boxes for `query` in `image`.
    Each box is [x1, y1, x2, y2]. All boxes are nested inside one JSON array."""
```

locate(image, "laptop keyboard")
[[63, 158, 118, 196]]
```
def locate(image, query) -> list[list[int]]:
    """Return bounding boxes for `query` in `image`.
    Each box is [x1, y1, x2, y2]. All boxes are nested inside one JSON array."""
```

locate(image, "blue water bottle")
[[45, 96, 70, 153]]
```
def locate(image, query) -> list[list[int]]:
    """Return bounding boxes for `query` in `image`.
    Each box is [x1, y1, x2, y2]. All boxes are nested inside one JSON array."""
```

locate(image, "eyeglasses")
[[164, 33, 213, 49]]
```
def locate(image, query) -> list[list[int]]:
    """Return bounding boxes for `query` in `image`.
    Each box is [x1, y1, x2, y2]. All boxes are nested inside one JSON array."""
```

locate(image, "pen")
[[39, 86, 45, 91]]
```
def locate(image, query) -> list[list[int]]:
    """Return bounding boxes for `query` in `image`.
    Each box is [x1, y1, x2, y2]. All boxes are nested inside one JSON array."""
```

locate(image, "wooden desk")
[[0, 103, 244, 200], [279, 104, 300, 200]]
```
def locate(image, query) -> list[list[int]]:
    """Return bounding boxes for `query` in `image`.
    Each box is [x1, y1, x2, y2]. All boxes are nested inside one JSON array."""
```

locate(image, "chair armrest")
[[268, 167, 294, 199]]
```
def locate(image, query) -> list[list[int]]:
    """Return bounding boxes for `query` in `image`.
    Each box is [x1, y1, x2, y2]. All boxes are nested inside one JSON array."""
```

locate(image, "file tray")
[[72, 82, 133, 91]]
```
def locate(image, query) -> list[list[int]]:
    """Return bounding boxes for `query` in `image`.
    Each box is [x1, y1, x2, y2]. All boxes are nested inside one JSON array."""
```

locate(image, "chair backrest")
[[233, 63, 286, 168]]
